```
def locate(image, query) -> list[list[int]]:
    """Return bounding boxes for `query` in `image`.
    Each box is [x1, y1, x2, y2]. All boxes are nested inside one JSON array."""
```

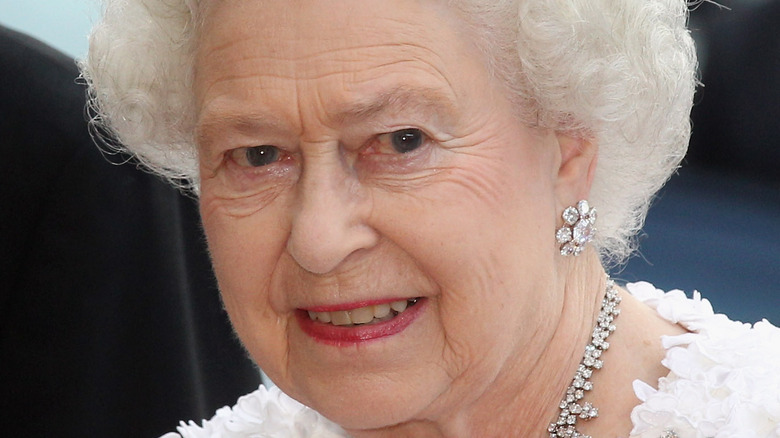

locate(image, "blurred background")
[[0, 0, 98, 58]]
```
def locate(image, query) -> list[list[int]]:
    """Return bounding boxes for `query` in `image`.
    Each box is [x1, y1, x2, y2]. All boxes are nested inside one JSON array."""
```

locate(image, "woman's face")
[[196, 0, 568, 431]]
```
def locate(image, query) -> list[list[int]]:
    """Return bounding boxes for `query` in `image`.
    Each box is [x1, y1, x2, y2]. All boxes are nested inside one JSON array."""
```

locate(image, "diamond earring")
[[556, 200, 597, 256]]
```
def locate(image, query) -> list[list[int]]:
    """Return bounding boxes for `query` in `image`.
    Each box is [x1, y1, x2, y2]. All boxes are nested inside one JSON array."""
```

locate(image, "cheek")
[[199, 191, 293, 370], [372, 140, 556, 287], [200, 186, 290, 291]]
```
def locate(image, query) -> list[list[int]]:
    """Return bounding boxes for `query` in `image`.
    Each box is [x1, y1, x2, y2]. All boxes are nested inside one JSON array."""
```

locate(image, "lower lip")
[[296, 299, 426, 346]]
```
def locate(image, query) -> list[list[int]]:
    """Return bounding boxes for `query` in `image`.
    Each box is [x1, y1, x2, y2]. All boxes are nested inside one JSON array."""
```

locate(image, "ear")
[[554, 133, 598, 207]]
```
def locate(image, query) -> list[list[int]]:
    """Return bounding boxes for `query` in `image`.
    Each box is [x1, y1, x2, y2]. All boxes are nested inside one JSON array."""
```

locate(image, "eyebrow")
[[196, 85, 460, 147], [332, 85, 460, 126]]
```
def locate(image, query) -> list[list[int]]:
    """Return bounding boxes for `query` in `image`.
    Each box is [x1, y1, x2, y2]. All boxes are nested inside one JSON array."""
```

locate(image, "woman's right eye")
[[229, 145, 281, 168]]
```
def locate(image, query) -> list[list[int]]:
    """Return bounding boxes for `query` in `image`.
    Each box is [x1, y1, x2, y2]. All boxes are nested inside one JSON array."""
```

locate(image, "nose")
[[286, 149, 378, 274]]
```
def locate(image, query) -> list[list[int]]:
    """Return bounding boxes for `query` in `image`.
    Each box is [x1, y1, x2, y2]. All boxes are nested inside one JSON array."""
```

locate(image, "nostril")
[[287, 214, 379, 275]]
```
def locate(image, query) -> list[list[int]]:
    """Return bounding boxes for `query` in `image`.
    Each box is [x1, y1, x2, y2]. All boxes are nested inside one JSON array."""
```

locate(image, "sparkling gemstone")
[[557, 227, 573, 244], [573, 220, 594, 244], [561, 242, 577, 256], [584, 208, 597, 224], [562, 206, 580, 225], [576, 200, 590, 215]]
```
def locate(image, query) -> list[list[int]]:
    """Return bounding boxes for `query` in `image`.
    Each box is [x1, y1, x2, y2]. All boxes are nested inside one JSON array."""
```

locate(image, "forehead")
[[198, 0, 464, 61], [196, 0, 481, 98]]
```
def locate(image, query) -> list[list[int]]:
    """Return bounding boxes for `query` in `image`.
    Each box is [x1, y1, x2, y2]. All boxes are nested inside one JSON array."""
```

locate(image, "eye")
[[230, 145, 281, 167], [382, 128, 426, 154]]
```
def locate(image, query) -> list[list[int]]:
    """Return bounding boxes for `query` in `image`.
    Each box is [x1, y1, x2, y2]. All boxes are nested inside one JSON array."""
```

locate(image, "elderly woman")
[[81, 0, 779, 437]]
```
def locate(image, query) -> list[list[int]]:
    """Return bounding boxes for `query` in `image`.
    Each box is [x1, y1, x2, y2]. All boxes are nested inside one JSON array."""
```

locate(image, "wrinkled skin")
[[193, 1, 627, 436]]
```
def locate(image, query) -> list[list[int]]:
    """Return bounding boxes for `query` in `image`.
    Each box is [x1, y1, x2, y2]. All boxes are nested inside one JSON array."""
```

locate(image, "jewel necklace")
[[548, 277, 621, 438]]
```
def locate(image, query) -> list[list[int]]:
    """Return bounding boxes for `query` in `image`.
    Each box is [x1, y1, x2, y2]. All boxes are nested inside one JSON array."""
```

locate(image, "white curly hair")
[[80, 0, 698, 264]]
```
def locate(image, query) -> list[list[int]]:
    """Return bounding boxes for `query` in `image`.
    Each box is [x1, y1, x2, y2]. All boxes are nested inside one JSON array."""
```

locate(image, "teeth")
[[350, 306, 375, 324], [307, 310, 331, 323], [307, 299, 418, 326], [316, 311, 331, 323], [390, 300, 407, 312], [373, 303, 391, 319], [330, 311, 351, 326]]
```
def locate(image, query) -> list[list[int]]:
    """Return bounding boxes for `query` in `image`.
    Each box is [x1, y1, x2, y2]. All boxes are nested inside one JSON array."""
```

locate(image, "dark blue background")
[[615, 0, 780, 325]]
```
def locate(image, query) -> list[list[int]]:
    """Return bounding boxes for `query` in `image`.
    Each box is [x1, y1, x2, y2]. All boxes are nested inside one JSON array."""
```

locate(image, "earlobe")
[[554, 132, 598, 203]]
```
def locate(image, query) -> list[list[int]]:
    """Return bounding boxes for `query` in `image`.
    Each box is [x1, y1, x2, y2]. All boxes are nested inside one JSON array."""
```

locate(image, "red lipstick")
[[296, 298, 425, 345]]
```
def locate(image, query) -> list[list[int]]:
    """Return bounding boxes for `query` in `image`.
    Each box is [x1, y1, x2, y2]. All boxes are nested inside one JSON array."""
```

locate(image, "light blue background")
[[0, 0, 99, 58]]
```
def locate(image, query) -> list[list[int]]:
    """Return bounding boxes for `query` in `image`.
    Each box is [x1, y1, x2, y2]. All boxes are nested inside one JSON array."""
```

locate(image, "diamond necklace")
[[548, 277, 621, 438]]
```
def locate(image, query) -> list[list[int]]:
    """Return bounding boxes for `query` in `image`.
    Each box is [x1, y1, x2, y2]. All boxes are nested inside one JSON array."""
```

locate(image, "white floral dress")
[[627, 282, 780, 438], [162, 283, 780, 438]]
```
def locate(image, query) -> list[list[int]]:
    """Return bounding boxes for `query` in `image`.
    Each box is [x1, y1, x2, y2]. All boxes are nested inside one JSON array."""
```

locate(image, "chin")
[[280, 337, 449, 430], [300, 376, 443, 431]]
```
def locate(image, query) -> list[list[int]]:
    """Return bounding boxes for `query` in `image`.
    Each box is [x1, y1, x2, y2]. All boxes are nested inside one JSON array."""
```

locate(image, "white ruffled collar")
[[162, 283, 780, 438], [160, 385, 348, 438], [626, 282, 780, 438]]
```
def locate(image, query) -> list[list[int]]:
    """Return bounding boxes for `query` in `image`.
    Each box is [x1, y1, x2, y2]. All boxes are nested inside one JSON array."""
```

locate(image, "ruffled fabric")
[[160, 385, 348, 438], [627, 282, 780, 438], [162, 283, 780, 437]]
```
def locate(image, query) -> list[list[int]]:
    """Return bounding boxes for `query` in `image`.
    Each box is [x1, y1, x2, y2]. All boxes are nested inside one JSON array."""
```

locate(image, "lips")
[[296, 298, 424, 345]]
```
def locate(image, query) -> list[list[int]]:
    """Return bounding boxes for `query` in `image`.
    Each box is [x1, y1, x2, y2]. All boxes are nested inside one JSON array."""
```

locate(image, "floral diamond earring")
[[556, 200, 597, 256]]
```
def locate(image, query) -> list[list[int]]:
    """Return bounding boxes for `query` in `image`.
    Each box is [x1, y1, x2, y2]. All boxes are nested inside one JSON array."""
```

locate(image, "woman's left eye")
[[378, 128, 427, 154], [229, 145, 282, 168]]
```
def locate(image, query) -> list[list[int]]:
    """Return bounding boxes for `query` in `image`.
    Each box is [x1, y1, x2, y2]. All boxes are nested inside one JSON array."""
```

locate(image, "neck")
[[575, 283, 688, 437]]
